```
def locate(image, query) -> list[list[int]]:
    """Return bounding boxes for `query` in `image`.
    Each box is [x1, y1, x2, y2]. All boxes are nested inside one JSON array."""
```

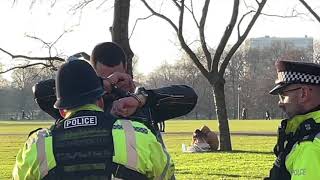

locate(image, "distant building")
[[246, 35, 313, 62], [247, 35, 313, 50], [245, 36, 314, 76], [242, 36, 314, 119]]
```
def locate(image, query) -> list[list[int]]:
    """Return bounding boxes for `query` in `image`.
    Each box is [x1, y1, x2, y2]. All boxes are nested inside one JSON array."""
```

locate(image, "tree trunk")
[[111, 0, 134, 76], [212, 79, 232, 151]]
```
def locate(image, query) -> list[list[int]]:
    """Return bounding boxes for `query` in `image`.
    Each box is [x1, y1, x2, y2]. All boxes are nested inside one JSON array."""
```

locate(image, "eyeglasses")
[[278, 87, 301, 102]]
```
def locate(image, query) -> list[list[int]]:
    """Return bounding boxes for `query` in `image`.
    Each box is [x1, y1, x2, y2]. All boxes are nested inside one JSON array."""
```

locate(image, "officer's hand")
[[111, 96, 139, 117]]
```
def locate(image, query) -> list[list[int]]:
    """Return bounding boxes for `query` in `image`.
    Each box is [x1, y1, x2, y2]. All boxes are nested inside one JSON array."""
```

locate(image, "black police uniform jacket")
[[45, 110, 116, 180]]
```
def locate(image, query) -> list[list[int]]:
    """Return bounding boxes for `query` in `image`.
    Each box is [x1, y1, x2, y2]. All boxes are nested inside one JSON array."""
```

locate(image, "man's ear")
[[299, 86, 311, 103], [59, 109, 66, 118], [96, 97, 104, 110]]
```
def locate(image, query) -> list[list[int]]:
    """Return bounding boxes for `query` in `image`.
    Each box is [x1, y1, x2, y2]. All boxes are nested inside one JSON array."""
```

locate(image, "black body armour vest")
[[44, 110, 116, 180], [265, 118, 320, 180]]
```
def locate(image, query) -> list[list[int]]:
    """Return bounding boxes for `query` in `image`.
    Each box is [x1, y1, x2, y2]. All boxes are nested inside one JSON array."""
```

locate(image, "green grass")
[[0, 120, 53, 134], [164, 134, 275, 179], [165, 120, 280, 133], [0, 120, 278, 179]]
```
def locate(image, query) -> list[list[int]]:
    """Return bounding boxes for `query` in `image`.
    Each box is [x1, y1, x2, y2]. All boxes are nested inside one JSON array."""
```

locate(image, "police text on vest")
[[64, 116, 97, 129]]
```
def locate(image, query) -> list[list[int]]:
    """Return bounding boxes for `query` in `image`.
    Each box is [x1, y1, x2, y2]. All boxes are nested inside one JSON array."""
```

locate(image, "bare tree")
[[0, 31, 68, 74], [224, 47, 248, 119], [140, 0, 267, 150], [314, 40, 320, 63], [111, 0, 134, 77], [299, 0, 320, 23], [4, 1, 135, 76], [66, 0, 135, 76], [11, 67, 46, 115]]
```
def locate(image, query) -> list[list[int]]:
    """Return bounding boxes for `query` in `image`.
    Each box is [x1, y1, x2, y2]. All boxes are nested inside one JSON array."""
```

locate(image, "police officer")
[[13, 60, 174, 179], [265, 60, 320, 180]]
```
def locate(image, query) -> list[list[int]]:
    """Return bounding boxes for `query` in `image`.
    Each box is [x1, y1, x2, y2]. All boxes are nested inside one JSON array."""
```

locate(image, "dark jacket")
[[104, 85, 198, 123]]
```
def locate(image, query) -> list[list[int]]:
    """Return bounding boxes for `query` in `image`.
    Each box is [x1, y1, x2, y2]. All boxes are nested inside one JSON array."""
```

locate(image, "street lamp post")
[[237, 85, 241, 120]]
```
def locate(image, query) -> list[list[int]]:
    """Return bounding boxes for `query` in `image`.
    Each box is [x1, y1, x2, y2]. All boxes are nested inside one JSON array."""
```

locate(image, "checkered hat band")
[[277, 71, 320, 84]]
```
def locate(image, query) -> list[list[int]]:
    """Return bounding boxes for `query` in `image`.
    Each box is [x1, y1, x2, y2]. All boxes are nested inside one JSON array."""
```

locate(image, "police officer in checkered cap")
[[265, 60, 320, 180]]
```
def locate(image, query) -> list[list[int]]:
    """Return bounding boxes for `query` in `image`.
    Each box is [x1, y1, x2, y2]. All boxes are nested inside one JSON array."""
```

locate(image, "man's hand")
[[102, 72, 135, 93], [111, 96, 140, 117]]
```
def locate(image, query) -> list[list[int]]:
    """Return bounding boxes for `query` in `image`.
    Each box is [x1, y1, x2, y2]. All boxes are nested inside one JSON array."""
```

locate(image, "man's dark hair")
[[90, 42, 127, 68]]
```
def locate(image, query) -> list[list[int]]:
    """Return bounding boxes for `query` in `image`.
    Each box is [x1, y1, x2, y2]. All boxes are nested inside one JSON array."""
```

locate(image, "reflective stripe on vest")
[[120, 120, 138, 170], [37, 129, 49, 179], [158, 147, 171, 180], [155, 130, 171, 180]]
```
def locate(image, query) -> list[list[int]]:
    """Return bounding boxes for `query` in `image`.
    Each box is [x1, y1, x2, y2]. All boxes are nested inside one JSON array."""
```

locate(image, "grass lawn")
[[0, 120, 279, 179], [165, 120, 280, 133]]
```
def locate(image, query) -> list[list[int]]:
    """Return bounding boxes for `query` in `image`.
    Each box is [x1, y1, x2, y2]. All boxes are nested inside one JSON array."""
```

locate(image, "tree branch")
[[0, 48, 65, 62], [51, 30, 72, 47], [70, 0, 96, 12], [141, 0, 209, 79], [237, 10, 254, 38], [237, 6, 305, 38], [219, 0, 267, 76], [25, 34, 50, 48], [211, 0, 239, 73], [199, 0, 212, 71], [177, 0, 210, 79], [129, 14, 154, 39], [97, 0, 110, 9], [172, 0, 181, 9], [0, 63, 52, 74], [26, 30, 71, 58], [140, 0, 179, 33], [299, 0, 320, 23], [178, 0, 184, 36], [184, 0, 199, 28], [260, 12, 304, 18]]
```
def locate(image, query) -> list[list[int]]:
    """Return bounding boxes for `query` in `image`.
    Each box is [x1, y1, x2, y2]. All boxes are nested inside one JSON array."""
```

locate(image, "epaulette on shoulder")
[[28, 128, 43, 138], [27, 128, 51, 139], [296, 118, 320, 143], [26, 128, 51, 149]]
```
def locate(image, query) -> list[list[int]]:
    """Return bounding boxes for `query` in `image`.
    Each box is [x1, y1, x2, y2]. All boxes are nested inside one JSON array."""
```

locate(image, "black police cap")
[[270, 60, 320, 95], [32, 79, 62, 120], [33, 79, 56, 101], [54, 59, 105, 109]]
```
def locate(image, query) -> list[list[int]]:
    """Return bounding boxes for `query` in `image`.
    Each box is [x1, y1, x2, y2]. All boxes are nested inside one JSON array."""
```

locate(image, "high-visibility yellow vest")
[[285, 110, 320, 180], [12, 128, 56, 179], [112, 119, 175, 180], [12, 104, 174, 180]]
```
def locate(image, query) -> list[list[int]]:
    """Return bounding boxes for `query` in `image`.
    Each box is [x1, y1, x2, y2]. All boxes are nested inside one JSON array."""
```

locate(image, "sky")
[[0, 0, 320, 80]]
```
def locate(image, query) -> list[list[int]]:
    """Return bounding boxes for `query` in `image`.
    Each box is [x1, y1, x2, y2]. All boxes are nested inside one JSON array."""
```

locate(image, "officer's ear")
[[96, 97, 104, 110], [59, 109, 67, 118], [299, 86, 312, 103]]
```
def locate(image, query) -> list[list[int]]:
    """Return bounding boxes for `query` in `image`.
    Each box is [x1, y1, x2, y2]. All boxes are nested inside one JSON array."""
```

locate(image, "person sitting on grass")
[[185, 125, 219, 152]]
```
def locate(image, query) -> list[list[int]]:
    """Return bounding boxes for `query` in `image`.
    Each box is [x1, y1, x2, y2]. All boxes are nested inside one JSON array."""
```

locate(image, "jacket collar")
[[65, 104, 103, 119], [285, 107, 320, 134]]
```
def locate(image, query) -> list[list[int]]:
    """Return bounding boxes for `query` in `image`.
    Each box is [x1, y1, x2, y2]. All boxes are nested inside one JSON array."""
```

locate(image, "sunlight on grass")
[[0, 120, 278, 179], [164, 134, 275, 179], [164, 120, 280, 133]]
